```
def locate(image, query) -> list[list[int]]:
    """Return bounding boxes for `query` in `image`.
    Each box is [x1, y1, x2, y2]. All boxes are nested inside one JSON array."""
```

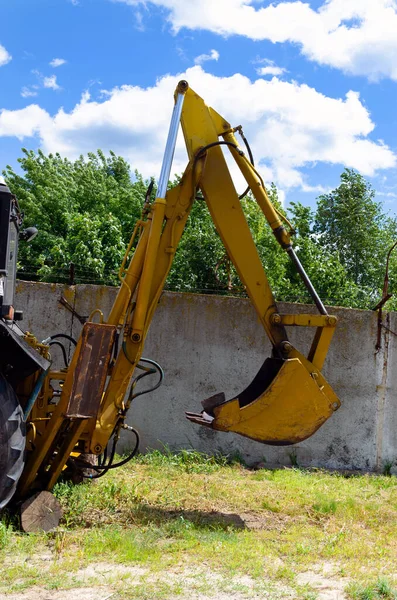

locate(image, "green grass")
[[347, 577, 397, 600], [1, 450, 397, 598]]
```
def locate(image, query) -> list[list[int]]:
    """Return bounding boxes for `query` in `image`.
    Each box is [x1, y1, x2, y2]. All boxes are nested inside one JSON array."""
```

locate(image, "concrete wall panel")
[[14, 282, 396, 472]]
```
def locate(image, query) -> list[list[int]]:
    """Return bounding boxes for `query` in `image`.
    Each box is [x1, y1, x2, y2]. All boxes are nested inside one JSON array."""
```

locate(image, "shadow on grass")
[[127, 503, 248, 530], [78, 501, 249, 531]]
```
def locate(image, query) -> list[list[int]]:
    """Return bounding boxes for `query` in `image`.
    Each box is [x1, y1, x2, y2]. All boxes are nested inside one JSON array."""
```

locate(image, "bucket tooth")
[[185, 411, 213, 427]]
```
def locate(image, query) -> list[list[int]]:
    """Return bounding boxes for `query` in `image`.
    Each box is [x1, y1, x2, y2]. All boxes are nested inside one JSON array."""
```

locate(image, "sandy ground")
[[0, 560, 349, 599]]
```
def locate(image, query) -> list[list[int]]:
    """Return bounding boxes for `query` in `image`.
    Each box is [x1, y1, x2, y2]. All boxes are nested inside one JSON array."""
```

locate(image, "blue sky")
[[1, 0, 397, 213]]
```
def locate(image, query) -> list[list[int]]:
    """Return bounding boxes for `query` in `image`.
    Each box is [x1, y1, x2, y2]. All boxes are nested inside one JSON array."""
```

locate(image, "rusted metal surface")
[[66, 322, 116, 418], [45, 419, 88, 489]]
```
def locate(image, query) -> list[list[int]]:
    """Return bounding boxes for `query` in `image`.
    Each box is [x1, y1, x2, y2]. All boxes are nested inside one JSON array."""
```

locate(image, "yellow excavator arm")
[[15, 81, 340, 502], [93, 79, 340, 448]]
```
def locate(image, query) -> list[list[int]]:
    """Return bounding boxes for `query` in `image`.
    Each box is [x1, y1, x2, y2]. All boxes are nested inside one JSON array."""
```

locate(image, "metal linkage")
[[286, 247, 328, 316]]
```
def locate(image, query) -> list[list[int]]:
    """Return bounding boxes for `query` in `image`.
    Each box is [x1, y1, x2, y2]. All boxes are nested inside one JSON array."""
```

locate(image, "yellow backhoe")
[[0, 81, 340, 522]]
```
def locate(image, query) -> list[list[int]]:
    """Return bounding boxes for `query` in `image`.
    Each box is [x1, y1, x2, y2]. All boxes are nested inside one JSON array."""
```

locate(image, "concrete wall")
[[15, 280, 397, 473]]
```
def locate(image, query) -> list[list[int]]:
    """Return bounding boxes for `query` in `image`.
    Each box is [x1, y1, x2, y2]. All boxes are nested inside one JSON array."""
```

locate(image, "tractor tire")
[[0, 373, 26, 510]]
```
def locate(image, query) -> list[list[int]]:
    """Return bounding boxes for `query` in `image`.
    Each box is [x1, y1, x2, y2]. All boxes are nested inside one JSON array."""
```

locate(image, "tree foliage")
[[4, 149, 146, 284], [167, 183, 290, 295], [315, 169, 397, 298], [4, 150, 397, 310]]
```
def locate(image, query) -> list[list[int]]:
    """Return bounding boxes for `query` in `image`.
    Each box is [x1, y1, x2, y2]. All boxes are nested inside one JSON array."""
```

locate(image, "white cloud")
[[257, 66, 286, 77], [111, 0, 397, 81], [255, 59, 286, 78], [194, 49, 219, 65], [377, 191, 397, 198], [134, 10, 146, 31], [23, 71, 62, 96], [2, 66, 395, 195], [50, 58, 67, 68], [43, 75, 61, 90], [21, 87, 38, 98], [0, 44, 11, 66], [0, 105, 51, 140]]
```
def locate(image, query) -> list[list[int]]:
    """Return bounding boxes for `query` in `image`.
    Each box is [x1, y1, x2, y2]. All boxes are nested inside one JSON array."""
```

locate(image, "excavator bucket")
[[186, 355, 340, 445]]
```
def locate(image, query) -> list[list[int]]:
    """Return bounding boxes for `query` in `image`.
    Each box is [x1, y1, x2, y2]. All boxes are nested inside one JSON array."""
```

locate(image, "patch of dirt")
[[0, 588, 113, 600], [0, 587, 277, 600], [297, 562, 348, 599], [0, 560, 349, 600], [238, 511, 289, 531], [74, 562, 147, 581]]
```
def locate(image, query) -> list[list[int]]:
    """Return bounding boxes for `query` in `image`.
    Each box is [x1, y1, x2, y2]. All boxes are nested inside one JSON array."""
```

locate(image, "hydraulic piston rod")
[[286, 247, 328, 316], [157, 80, 189, 198], [130, 80, 188, 342]]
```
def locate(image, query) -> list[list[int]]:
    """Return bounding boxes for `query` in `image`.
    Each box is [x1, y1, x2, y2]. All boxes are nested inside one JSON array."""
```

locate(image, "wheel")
[[0, 373, 26, 510]]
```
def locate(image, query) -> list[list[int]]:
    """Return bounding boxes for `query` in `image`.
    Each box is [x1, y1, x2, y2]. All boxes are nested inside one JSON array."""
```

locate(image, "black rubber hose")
[[50, 333, 77, 346], [194, 141, 241, 166], [129, 357, 164, 401], [49, 341, 69, 368], [98, 445, 108, 467], [193, 140, 254, 200], [80, 427, 140, 476], [237, 129, 255, 200], [104, 428, 140, 469], [82, 435, 118, 479], [121, 345, 164, 400], [239, 129, 254, 166], [79, 351, 162, 478], [43, 333, 77, 346]]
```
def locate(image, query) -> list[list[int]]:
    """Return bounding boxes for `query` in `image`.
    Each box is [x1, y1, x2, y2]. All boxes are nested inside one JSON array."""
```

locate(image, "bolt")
[[281, 341, 293, 353], [94, 445, 102, 454], [271, 313, 282, 324], [326, 316, 337, 326], [131, 333, 141, 342], [332, 402, 339, 411]]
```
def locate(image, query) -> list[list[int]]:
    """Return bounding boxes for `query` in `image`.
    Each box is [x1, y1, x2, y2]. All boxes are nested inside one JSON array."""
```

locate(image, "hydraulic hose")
[[42, 333, 77, 346]]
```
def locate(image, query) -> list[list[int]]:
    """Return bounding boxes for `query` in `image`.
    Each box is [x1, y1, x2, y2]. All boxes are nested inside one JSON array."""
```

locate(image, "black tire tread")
[[0, 373, 26, 509]]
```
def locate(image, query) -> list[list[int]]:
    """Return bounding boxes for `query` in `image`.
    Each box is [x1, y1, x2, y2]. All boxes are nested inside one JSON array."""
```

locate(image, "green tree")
[[4, 149, 146, 284], [6, 149, 396, 311], [167, 183, 291, 295], [283, 200, 365, 307], [314, 169, 397, 305]]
